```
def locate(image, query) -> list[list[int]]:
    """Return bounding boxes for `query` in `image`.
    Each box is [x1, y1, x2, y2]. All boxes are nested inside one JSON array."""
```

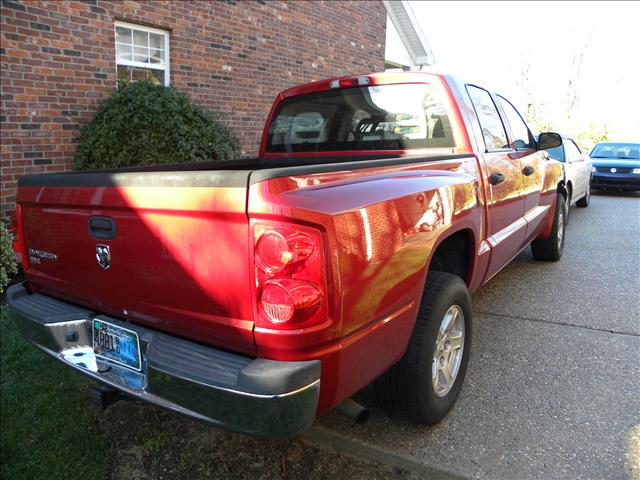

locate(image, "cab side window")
[[467, 85, 509, 151], [564, 139, 581, 161], [497, 95, 534, 150], [546, 143, 566, 162]]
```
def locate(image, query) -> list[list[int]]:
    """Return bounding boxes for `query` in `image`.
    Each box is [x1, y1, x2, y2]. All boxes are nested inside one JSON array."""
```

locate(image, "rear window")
[[591, 143, 640, 159], [266, 83, 455, 153]]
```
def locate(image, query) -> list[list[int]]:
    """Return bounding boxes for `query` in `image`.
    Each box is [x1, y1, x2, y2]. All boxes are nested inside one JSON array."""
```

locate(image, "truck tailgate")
[[17, 170, 256, 355]]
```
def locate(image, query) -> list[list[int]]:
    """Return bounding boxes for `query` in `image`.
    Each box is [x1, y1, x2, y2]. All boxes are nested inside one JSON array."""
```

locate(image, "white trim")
[[114, 20, 170, 86], [116, 60, 167, 70], [114, 20, 169, 36], [383, 1, 435, 66]]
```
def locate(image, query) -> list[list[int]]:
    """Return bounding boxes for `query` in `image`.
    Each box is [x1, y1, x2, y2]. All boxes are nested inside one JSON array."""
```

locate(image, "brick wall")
[[0, 0, 386, 221]]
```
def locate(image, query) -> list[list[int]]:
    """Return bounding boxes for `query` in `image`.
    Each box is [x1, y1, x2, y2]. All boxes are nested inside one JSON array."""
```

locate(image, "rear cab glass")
[[265, 83, 456, 153]]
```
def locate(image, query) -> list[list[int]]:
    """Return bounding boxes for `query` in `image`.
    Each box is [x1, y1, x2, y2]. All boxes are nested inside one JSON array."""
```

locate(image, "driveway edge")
[[302, 425, 465, 480]]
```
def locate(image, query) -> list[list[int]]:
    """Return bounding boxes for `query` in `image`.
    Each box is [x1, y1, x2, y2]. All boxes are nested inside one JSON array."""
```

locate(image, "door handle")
[[88, 216, 116, 240], [488, 172, 505, 185], [522, 166, 535, 176]]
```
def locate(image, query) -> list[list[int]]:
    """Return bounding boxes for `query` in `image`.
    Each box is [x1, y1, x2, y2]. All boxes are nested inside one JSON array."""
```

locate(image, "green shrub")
[[1, 222, 18, 295], [74, 81, 240, 170]]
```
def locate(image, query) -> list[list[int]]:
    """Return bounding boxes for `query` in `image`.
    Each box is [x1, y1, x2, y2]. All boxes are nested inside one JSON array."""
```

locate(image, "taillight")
[[329, 77, 370, 89], [260, 279, 322, 323], [253, 222, 327, 329], [11, 204, 28, 269]]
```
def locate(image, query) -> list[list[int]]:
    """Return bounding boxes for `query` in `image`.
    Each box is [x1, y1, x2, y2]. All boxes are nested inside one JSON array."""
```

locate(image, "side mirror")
[[538, 132, 562, 150]]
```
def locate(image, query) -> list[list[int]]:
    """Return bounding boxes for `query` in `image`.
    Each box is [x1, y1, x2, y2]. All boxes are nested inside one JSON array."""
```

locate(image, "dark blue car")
[[590, 142, 640, 191]]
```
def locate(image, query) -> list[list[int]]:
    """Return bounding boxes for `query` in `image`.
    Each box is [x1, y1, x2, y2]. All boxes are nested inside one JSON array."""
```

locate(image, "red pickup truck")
[[8, 71, 566, 437]]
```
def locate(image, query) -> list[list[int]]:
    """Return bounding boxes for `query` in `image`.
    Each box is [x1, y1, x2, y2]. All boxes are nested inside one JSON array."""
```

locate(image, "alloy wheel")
[[432, 305, 465, 397]]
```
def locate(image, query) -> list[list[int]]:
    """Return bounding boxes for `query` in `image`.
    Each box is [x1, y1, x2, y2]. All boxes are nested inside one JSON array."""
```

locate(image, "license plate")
[[93, 319, 142, 371]]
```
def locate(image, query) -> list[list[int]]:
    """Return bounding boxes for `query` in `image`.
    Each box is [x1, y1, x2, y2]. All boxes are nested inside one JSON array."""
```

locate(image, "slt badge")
[[96, 244, 111, 270]]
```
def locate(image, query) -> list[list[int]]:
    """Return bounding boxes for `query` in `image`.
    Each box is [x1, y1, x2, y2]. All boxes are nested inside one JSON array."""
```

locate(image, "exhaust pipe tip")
[[354, 407, 370, 424], [336, 398, 370, 424]]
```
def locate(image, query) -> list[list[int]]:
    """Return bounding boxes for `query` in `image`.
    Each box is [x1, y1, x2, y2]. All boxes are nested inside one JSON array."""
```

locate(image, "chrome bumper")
[[6, 283, 320, 438]]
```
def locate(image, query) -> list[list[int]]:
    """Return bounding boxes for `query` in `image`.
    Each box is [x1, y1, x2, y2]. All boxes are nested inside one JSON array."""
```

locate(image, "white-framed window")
[[115, 21, 170, 86]]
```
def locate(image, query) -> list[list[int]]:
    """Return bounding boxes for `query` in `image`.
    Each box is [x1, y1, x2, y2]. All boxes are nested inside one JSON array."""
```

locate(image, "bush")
[[75, 82, 240, 170], [1, 222, 18, 295]]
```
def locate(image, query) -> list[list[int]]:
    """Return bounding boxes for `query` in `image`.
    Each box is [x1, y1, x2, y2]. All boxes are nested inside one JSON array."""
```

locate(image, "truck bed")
[[17, 153, 469, 355]]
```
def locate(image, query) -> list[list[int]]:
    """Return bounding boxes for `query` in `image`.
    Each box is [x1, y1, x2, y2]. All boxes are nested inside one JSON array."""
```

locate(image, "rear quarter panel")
[[248, 156, 486, 411]]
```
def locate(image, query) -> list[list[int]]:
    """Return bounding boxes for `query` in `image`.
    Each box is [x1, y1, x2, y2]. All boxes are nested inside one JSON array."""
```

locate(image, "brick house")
[[0, 0, 431, 222]]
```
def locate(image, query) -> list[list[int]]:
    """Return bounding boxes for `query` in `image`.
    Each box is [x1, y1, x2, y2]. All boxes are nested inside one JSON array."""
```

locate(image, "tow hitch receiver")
[[89, 384, 123, 411]]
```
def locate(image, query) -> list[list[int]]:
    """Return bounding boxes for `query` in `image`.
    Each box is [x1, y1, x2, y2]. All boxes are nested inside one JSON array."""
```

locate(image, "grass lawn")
[[0, 306, 106, 479]]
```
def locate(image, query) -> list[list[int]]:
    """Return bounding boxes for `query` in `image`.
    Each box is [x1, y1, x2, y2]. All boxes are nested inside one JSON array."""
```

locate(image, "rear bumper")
[[592, 173, 640, 191], [6, 283, 320, 438]]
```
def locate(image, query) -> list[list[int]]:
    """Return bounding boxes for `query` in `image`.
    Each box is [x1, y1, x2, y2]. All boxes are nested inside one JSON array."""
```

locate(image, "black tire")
[[375, 271, 472, 424], [576, 178, 591, 207], [564, 186, 571, 225], [531, 192, 566, 261]]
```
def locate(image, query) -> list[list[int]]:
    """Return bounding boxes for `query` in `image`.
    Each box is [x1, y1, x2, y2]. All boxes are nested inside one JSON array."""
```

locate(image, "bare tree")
[[566, 30, 593, 121], [515, 59, 554, 133]]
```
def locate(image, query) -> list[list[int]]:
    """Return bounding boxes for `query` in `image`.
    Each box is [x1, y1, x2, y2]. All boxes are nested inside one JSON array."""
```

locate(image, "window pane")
[[150, 33, 165, 50], [266, 84, 455, 153], [546, 144, 565, 162], [497, 96, 534, 149], [571, 140, 581, 154], [133, 29, 148, 47], [591, 143, 640, 159], [565, 140, 581, 160], [467, 86, 508, 151], [117, 65, 131, 83], [131, 67, 163, 84], [115, 26, 131, 44], [115, 24, 169, 86], [149, 48, 164, 64], [147, 69, 164, 84], [133, 46, 149, 63], [116, 43, 132, 61], [131, 67, 148, 82]]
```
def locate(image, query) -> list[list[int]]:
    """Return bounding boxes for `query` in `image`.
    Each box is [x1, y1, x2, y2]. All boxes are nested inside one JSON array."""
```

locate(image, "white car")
[[543, 136, 593, 218]]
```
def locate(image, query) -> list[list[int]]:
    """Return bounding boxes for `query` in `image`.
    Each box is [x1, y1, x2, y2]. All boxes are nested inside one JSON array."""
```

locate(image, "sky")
[[409, 1, 640, 144]]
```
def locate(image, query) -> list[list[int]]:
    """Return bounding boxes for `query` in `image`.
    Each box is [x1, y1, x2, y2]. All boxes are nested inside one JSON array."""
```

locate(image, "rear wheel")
[[376, 271, 472, 424], [576, 179, 591, 207], [531, 192, 566, 261]]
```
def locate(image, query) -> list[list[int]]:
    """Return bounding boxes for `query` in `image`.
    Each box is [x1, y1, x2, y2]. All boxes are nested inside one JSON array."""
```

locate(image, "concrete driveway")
[[309, 191, 640, 479]]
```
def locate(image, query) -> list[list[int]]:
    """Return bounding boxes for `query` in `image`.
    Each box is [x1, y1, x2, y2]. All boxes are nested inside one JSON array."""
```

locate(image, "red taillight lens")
[[260, 280, 295, 323], [339, 79, 358, 88], [260, 278, 322, 323], [11, 205, 28, 269], [255, 230, 315, 274], [286, 232, 315, 261], [253, 222, 327, 329], [255, 231, 292, 273], [329, 77, 370, 89]]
